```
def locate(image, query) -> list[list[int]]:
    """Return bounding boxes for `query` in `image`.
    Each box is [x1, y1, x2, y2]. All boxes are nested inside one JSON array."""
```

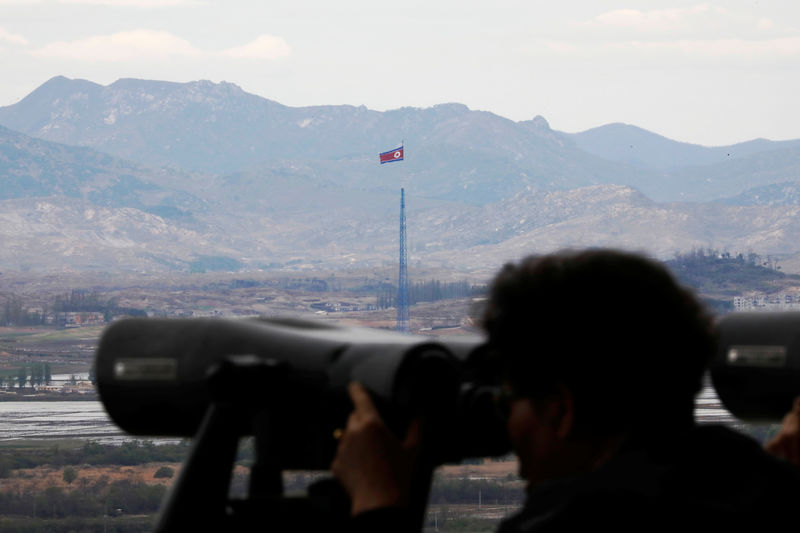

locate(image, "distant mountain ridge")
[[0, 76, 656, 204], [3, 77, 800, 205], [3, 76, 800, 273], [567, 122, 800, 172], [0, 123, 204, 219]]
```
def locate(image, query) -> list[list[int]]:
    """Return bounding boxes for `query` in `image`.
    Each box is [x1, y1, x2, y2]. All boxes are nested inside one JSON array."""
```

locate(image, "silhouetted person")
[[332, 249, 800, 532]]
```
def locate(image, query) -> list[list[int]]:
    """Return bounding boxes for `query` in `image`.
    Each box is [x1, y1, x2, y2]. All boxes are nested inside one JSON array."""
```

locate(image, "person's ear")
[[545, 383, 575, 440]]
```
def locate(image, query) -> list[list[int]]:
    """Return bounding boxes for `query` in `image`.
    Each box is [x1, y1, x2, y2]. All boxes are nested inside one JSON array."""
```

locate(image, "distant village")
[[0, 371, 95, 398], [22, 291, 800, 329], [733, 291, 800, 312]]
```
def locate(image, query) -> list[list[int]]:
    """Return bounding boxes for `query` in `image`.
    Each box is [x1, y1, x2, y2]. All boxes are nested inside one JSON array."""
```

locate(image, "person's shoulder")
[[349, 507, 415, 533], [665, 425, 800, 523], [497, 489, 655, 533], [500, 426, 800, 532], [688, 424, 800, 481]]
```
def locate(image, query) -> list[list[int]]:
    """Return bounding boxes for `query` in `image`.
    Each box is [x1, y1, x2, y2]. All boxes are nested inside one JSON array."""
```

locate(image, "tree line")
[[377, 279, 486, 309], [0, 441, 189, 474], [0, 290, 146, 327], [669, 248, 782, 272], [0, 478, 165, 520], [0, 363, 53, 390], [666, 248, 792, 296]]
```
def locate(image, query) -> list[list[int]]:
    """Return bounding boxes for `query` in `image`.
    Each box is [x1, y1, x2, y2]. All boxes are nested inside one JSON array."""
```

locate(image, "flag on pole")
[[379, 146, 404, 164]]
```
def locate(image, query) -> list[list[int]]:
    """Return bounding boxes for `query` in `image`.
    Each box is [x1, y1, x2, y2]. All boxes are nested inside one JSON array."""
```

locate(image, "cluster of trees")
[[0, 295, 47, 326], [275, 277, 330, 292], [0, 290, 145, 327], [68, 441, 187, 468], [376, 279, 486, 309], [0, 478, 165, 519], [0, 363, 52, 390], [666, 248, 791, 300], [52, 290, 117, 314], [669, 248, 782, 271]]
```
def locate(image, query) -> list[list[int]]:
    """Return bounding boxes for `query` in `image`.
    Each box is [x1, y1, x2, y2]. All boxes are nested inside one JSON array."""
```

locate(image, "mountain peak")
[[530, 115, 550, 130], [432, 102, 470, 113], [42, 75, 70, 85], [24, 76, 102, 101], [189, 79, 244, 91], [105, 78, 245, 96]]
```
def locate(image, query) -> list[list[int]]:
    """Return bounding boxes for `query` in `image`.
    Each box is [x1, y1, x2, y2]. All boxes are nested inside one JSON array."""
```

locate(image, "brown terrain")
[[1, 463, 184, 493], [438, 459, 519, 480], [2, 458, 519, 495]]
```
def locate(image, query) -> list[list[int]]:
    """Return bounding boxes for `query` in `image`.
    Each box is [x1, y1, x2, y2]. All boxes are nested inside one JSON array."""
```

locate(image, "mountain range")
[[1, 76, 800, 274]]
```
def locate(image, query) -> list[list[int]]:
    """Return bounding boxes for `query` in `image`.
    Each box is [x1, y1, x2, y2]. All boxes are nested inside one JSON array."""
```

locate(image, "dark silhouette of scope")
[[95, 316, 509, 469], [711, 312, 800, 421]]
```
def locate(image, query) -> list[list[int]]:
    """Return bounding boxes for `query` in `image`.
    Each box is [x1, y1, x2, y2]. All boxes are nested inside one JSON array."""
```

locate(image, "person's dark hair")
[[482, 248, 715, 436]]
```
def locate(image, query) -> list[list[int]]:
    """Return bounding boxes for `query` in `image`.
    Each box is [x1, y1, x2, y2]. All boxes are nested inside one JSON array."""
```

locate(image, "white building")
[[733, 292, 800, 311]]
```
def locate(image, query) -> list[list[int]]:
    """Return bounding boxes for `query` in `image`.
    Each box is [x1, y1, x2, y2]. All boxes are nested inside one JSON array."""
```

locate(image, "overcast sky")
[[1, 0, 799, 146]]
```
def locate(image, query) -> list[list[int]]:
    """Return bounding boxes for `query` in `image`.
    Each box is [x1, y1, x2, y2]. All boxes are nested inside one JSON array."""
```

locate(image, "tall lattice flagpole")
[[379, 143, 410, 333], [397, 186, 409, 332]]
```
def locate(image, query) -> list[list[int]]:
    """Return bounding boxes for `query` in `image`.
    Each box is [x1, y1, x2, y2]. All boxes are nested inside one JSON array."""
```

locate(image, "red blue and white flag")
[[379, 146, 404, 164]]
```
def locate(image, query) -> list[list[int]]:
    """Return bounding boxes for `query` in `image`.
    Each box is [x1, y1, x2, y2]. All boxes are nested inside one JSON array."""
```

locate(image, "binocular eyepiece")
[[712, 311, 800, 422]]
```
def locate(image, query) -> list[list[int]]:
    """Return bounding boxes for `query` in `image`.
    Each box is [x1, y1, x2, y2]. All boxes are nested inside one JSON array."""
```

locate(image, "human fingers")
[[348, 381, 379, 417]]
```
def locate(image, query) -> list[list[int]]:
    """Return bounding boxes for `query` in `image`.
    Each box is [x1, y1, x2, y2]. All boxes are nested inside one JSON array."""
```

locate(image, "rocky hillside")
[[3, 77, 800, 274], [0, 76, 653, 204]]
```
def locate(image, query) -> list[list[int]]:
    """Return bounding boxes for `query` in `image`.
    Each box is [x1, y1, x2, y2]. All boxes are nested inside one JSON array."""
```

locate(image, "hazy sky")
[[1, 1, 799, 146]]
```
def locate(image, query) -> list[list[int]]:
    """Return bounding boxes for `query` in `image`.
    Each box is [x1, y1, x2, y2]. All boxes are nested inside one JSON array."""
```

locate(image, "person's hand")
[[330, 382, 423, 516], [766, 396, 800, 466]]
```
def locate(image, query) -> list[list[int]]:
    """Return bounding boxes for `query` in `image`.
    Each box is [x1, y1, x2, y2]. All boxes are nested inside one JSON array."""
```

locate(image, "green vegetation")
[[665, 249, 798, 313], [62, 466, 77, 485], [0, 441, 189, 471], [3, 363, 53, 390], [0, 479, 165, 520], [0, 289, 146, 327], [1, 295, 48, 326], [152, 466, 174, 479], [0, 441, 181, 531]]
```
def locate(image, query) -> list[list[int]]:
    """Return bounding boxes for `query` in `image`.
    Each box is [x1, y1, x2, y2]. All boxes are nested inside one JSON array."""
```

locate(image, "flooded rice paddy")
[[0, 382, 741, 444], [0, 401, 126, 443]]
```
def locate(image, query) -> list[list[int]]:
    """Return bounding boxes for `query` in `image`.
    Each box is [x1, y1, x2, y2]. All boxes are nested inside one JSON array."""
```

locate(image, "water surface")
[[0, 383, 740, 444]]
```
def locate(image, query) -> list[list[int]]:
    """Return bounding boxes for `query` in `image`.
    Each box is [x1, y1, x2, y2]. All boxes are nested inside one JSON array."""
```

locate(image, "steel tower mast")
[[397, 187, 409, 332]]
